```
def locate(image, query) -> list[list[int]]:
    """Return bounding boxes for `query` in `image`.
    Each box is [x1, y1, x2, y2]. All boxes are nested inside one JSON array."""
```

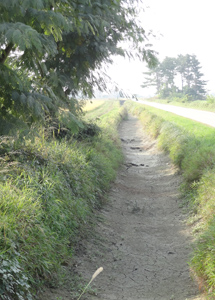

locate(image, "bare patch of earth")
[[40, 115, 204, 300]]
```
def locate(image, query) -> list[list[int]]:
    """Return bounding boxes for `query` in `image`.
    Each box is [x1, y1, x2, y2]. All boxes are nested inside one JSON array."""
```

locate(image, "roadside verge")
[[125, 100, 215, 298]]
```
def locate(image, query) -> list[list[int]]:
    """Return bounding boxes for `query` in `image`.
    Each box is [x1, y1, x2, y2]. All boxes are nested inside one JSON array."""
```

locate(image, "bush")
[[206, 94, 215, 104]]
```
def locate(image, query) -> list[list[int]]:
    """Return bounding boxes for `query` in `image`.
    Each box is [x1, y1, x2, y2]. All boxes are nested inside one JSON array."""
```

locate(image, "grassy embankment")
[[0, 100, 126, 300], [141, 97, 215, 112], [125, 100, 215, 297]]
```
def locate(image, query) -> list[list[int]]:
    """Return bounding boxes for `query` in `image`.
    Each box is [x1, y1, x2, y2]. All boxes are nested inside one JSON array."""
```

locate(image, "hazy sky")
[[106, 0, 215, 97]]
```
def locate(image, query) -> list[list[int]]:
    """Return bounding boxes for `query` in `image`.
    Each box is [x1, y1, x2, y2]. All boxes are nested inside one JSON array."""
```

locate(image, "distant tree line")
[[142, 54, 207, 100]]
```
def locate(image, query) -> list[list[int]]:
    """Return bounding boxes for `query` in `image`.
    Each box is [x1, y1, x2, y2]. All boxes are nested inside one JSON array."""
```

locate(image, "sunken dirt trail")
[[78, 115, 203, 300]]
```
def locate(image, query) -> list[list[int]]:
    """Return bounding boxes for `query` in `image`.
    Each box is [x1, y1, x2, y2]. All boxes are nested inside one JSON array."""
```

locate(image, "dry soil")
[[40, 115, 204, 300]]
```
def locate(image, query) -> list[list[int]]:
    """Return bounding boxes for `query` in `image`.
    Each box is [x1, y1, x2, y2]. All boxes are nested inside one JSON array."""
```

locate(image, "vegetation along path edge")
[[72, 115, 203, 300]]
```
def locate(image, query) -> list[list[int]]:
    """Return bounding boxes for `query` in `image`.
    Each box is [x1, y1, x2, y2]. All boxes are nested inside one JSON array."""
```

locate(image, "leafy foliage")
[[0, 0, 157, 133], [0, 257, 33, 300]]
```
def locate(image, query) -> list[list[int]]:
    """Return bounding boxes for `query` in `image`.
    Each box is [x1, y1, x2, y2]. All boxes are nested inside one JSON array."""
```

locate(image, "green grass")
[[83, 99, 105, 112], [141, 97, 215, 112], [126, 101, 215, 182], [83, 100, 119, 120], [125, 100, 215, 297], [0, 100, 126, 300]]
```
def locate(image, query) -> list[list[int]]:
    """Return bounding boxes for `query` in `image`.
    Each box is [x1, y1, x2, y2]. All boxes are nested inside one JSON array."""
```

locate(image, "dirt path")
[[75, 115, 202, 300], [40, 115, 203, 300]]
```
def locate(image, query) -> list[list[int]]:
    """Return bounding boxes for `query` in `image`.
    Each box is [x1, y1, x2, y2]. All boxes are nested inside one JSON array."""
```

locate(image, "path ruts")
[[77, 115, 202, 300]]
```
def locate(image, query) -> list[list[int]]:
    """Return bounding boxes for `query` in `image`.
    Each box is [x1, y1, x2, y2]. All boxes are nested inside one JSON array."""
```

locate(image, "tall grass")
[[126, 101, 215, 182], [0, 101, 126, 299], [125, 100, 215, 297]]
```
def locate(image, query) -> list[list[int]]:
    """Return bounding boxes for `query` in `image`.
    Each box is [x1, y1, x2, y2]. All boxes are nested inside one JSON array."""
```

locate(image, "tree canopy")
[[142, 54, 207, 100], [0, 0, 157, 133]]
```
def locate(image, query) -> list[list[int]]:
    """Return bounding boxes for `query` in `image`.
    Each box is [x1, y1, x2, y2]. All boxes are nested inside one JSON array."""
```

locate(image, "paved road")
[[136, 100, 215, 128]]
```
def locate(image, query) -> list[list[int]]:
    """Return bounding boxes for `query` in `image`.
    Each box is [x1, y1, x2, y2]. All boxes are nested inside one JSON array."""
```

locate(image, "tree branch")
[[65, 88, 71, 96], [0, 43, 13, 64]]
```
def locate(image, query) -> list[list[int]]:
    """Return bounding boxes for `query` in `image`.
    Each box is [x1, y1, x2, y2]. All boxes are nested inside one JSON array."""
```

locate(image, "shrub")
[[206, 94, 215, 104]]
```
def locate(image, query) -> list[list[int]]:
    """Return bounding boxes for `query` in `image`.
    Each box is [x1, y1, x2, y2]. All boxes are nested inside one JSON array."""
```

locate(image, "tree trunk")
[[0, 43, 13, 64], [181, 74, 184, 92]]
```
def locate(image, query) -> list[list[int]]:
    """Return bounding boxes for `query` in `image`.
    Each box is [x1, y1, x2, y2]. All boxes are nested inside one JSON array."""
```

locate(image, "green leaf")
[[12, 29, 22, 45]]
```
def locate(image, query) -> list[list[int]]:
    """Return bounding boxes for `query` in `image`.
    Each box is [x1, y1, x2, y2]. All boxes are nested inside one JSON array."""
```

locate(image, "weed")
[[77, 267, 103, 300], [0, 256, 33, 300]]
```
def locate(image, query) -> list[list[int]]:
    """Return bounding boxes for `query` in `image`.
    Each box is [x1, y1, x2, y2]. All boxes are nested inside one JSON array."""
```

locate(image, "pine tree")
[[142, 57, 177, 97], [176, 54, 187, 92], [142, 64, 163, 94], [176, 54, 207, 100], [142, 54, 207, 100], [186, 55, 207, 99]]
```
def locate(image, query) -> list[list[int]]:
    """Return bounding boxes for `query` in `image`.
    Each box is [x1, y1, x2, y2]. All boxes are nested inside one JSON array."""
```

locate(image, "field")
[[82, 99, 106, 112]]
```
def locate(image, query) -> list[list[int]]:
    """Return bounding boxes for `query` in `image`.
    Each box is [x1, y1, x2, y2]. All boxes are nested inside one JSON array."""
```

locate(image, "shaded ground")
[[40, 115, 203, 300]]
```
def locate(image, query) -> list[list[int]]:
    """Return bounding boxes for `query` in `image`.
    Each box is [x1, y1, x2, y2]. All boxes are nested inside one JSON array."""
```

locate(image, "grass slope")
[[141, 97, 215, 112], [0, 101, 126, 300], [125, 100, 215, 298]]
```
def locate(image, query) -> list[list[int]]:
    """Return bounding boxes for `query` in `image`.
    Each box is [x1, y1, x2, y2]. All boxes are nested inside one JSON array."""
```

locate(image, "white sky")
[[106, 0, 215, 97]]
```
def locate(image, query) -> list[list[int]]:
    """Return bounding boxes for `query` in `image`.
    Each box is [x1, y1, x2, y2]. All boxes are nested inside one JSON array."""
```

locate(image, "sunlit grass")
[[83, 99, 105, 112], [142, 98, 215, 112], [0, 100, 126, 299], [125, 100, 215, 296], [84, 100, 118, 121]]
